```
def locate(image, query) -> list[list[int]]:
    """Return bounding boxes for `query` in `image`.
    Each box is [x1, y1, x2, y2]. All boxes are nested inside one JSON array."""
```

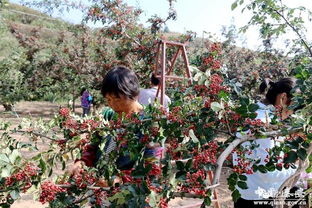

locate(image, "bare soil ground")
[[0, 101, 233, 208]]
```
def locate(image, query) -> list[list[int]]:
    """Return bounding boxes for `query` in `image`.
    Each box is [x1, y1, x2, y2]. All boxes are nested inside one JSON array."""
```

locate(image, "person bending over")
[[71, 66, 162, 175], [233, 78, 298, 208]]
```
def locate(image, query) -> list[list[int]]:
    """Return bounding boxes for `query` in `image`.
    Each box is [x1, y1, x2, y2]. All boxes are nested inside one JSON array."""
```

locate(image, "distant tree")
[[0, 49, 28, 111]]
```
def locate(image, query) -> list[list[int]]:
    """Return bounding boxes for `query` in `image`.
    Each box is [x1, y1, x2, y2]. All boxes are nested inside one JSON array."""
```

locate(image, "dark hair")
[[101, 66, 140, 100], [260, 77, 295, 105], [80, 87, 87, 96], [259, 78, 273, 94], [151, 74, 160, 86]]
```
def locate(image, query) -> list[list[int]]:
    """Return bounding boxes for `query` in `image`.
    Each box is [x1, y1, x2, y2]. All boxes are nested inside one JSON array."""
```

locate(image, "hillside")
[[0, 3, 73, 59]]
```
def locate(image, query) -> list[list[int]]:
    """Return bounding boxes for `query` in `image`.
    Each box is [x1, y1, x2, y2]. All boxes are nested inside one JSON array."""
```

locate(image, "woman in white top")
[[233, 78, 298, 208], [138, 74, 171, 111]]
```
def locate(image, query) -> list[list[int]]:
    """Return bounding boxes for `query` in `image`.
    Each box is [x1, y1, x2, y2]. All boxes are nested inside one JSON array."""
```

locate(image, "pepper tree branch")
[[275, 142, 312, 208], [15, 130, 57, 141], [211, 127, 302, 187], [58, 183, 219, 199], [272, 8, 312, 57]]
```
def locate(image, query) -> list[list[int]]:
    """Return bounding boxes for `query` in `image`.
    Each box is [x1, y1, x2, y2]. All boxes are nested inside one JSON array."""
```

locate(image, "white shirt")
[[233, 102, 296, 200], [138, 87, 171, 111]]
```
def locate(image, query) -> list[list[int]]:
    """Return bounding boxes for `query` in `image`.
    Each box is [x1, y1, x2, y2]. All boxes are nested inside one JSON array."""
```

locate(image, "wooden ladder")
[[155, 39, 221, 208], [154, 39, 192, 105]]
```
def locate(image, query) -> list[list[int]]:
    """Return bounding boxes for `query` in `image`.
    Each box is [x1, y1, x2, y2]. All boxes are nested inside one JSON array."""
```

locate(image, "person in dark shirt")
[[80, 88, 92, 117]]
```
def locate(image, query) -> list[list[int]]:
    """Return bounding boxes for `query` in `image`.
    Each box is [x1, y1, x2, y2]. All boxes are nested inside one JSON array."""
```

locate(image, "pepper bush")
[[0, 48, 311, 207], [0, 0, 312, 207]]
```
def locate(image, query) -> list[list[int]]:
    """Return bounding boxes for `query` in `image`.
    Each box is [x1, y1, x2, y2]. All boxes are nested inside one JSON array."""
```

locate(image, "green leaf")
[[297, 148, 307, 160], [10, 190, 20, 200], [248, 104, 259, 112], [62, 160, 66, 170], [189, 129, 199, 143], [211, 102, 224, 112], [240, 97, 250, 106], [204, 196, 212, 205], [284, 151, 298, 163], [218, 91, 229, 100], [175, 161, 184, 170], [237, 181, 248, 189], [39, 158, 46, 174], [231, 189, 241, 202], [287, 140, 299, 149], [249, 113, 257, 119], [265, 163, 276, 172], [108, 190, 130, 205], [238, 175, 247, 181], [235, 106, 248, 115], [231, 2, 238, 10], [1, 166, 11, 177], [0, 153, 10, 164], [9, 150, 20, 164], [252, 165, 258, 172], [185, 159, 192, 170], [302, 142, 309, 148], [228, 177, 237, 187], [148, 191, 157, 207], [175, 171, 186, 179], [258, 165, 267, 173], [230, 172, 238, 180]]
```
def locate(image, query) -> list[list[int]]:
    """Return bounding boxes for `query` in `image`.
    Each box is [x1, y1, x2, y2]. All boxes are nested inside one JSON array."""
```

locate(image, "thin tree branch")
[[57, 184, 110, 191], [73, 192, 95, 204], [172, 184, 220, 198], [275, 143, 312, 208], [212, 127, 302, 187], [224, 114, 235, 137], [273, 9, 312, 57], [15, 130, 57, 141]]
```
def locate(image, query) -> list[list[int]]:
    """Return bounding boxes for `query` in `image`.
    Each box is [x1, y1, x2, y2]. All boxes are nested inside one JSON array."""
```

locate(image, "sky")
[[9, 0, 312, 50]]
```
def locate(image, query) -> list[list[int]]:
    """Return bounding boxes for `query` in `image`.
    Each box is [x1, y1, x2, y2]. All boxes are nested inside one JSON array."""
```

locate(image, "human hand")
[[68, 161, 85, 176]]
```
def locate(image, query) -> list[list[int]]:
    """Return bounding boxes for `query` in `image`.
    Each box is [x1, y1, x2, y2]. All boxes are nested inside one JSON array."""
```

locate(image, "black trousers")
[[234, 198, 273, 208], [82, 107, 90, 117]]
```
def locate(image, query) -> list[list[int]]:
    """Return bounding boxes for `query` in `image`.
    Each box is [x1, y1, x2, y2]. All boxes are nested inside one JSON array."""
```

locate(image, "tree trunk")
[[72, 90, 76, 113], [3, 103, 13, 111]]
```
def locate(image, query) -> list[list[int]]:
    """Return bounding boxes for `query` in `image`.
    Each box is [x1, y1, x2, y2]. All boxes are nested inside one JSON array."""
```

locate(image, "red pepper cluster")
[[148, 163, 162, 176], [59, 107, 70, 118], [167, 106, 184, 124], [159, 198, 168, 208], [94, 189, 108, 205], [233, 157, 254, 175], [202, 55, 213, 66], [166, 138, 181, 160], [208, 74, 227, 95], [39, 181, 66, 204], [245, 118, 264, 127], [194, 84, 209, 96], [193, 142, 218, 169], [5, 163, 40, 193], [80, 119, 100, 131], [201, 42, 222, 70], [72, 170, 97, 189], [63, 118, 79, 130], [182, 169, 207, 196], [210, 42, 222, 55]]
